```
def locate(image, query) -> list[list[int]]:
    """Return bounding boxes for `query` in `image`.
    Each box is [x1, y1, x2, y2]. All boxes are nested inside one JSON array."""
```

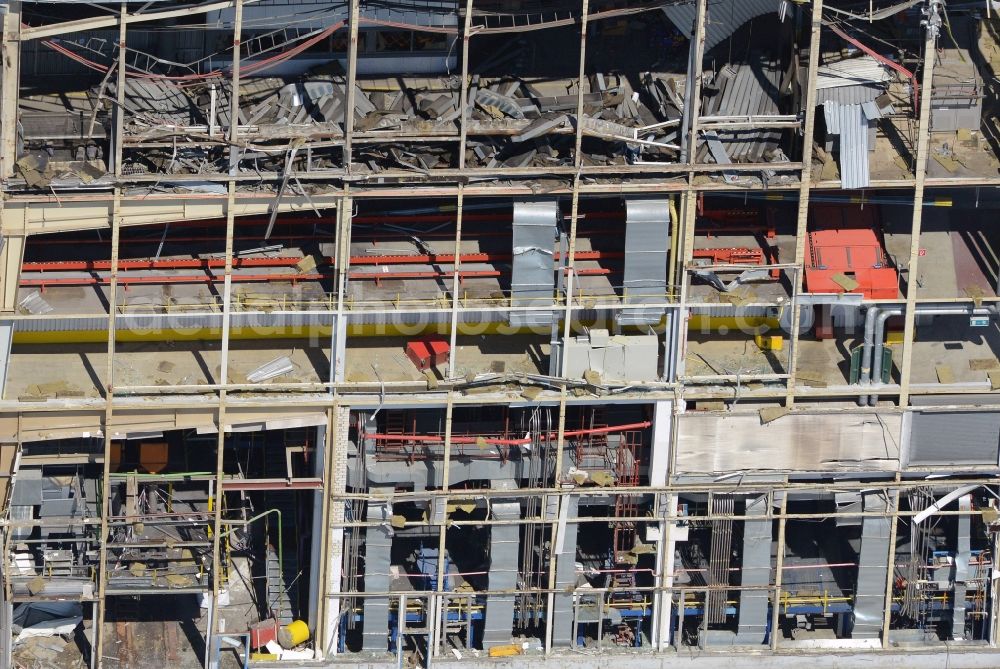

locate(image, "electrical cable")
[[824, 19, 920, 109]]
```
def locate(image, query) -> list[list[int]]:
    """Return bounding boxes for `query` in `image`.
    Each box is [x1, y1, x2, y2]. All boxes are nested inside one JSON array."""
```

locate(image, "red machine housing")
[[804, 206, 898, 299], [406, 337, 450, 371]]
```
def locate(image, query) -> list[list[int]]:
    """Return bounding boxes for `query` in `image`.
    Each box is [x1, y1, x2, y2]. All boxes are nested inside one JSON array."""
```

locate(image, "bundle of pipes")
[[856, 304, 998, 405]]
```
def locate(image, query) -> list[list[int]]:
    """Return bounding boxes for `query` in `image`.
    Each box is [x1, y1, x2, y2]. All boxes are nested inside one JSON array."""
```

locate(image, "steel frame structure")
[[1, 1, 1000, 668]]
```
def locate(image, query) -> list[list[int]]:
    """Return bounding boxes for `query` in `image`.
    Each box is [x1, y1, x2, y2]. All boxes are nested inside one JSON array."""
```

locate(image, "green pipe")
[[109, 471, 214, 480], [219, 508, 284, 611]]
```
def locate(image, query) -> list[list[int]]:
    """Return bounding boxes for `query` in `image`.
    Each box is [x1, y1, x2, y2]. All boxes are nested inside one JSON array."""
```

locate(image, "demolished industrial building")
[[1, 0, 1000, 668]]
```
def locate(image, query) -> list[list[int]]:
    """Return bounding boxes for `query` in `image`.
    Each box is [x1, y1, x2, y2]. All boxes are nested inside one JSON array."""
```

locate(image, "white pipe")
[[912, 484, 980, 525]]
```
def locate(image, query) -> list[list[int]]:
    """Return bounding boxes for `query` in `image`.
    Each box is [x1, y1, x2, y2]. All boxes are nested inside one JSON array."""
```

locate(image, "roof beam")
[[21, 0, 262, 41]]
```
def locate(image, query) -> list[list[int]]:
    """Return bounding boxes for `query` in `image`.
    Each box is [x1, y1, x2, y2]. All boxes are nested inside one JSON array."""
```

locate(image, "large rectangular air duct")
[[552, 495, 579, 646], [851, 492, 890, 639], [362, 497, 393, 651], [619, 199, 670, 326], [734, 494, 771, 645], [483, 499, 521, 647], [510, 201, 559, 328]]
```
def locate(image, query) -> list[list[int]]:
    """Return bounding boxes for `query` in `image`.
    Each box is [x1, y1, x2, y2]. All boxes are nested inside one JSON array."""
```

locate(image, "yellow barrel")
[[277, 620, 311, 648]]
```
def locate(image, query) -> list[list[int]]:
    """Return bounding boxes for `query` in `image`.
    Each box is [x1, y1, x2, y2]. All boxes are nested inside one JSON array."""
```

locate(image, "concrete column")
[[0, 234, 25, 313], [322, 406, 350, 655], [650, 401, 672, 488], [990, 520, 1000, 646], [0, 1, 21, 179], [0, 569, 10, 669], [329, 197, 351, 385], [307, 425, 327, 636], [0, 319, 12, 399], [655, 493, 679, 650]]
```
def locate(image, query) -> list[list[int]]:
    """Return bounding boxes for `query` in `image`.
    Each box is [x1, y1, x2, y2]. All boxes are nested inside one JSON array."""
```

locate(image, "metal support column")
[[786, 0, 825, 405], [897, 2, 942, 406]]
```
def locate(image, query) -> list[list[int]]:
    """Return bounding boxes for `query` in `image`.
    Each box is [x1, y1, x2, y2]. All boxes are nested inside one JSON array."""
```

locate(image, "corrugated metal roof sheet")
[[860, 100, 882, 121], [701, 60, 783, 162], [662, 0, 783, 52], [823, 101, 870, 189], [814, 82, 883, 106], [816, 56, 890, 89]]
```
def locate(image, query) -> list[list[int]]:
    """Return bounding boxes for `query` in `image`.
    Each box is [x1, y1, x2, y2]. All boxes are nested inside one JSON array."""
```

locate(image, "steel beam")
[[785, 0, 824, 406]]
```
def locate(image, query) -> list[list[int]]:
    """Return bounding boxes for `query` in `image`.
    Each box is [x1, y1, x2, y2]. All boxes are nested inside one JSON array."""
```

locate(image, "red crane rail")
[[19, 267, 612, 289], [19, 249, 620, 273]]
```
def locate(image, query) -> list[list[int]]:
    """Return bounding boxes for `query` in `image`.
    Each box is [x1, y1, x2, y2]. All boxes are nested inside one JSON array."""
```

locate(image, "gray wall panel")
[[908, 411, 1000, 466]]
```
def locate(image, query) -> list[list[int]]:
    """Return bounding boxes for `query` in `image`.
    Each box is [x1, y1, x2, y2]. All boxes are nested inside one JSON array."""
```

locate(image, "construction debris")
[[246, 356, 295, 383], [759, 406, 790, 424]]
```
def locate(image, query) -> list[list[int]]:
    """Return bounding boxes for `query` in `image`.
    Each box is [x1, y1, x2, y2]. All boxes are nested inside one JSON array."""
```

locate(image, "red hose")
[[826, 22, 919, 109]]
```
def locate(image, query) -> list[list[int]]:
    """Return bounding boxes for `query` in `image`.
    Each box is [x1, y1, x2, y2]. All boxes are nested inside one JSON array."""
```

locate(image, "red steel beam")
[[20, 249, 619, 273], [365, 420, 652, 447], [26, 226, 634, 248], [19, 269, 507, 288], [20, 267, 612, 289]]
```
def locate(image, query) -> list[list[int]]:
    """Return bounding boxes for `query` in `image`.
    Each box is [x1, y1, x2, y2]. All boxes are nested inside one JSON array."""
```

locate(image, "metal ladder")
[[49, 36, 200, 78], [612, 431, 642, 562], [472, 9, 577, 32], [240, 26, 317, 62], [262, 440, 300, 625], [265, 541, 296, 625]]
